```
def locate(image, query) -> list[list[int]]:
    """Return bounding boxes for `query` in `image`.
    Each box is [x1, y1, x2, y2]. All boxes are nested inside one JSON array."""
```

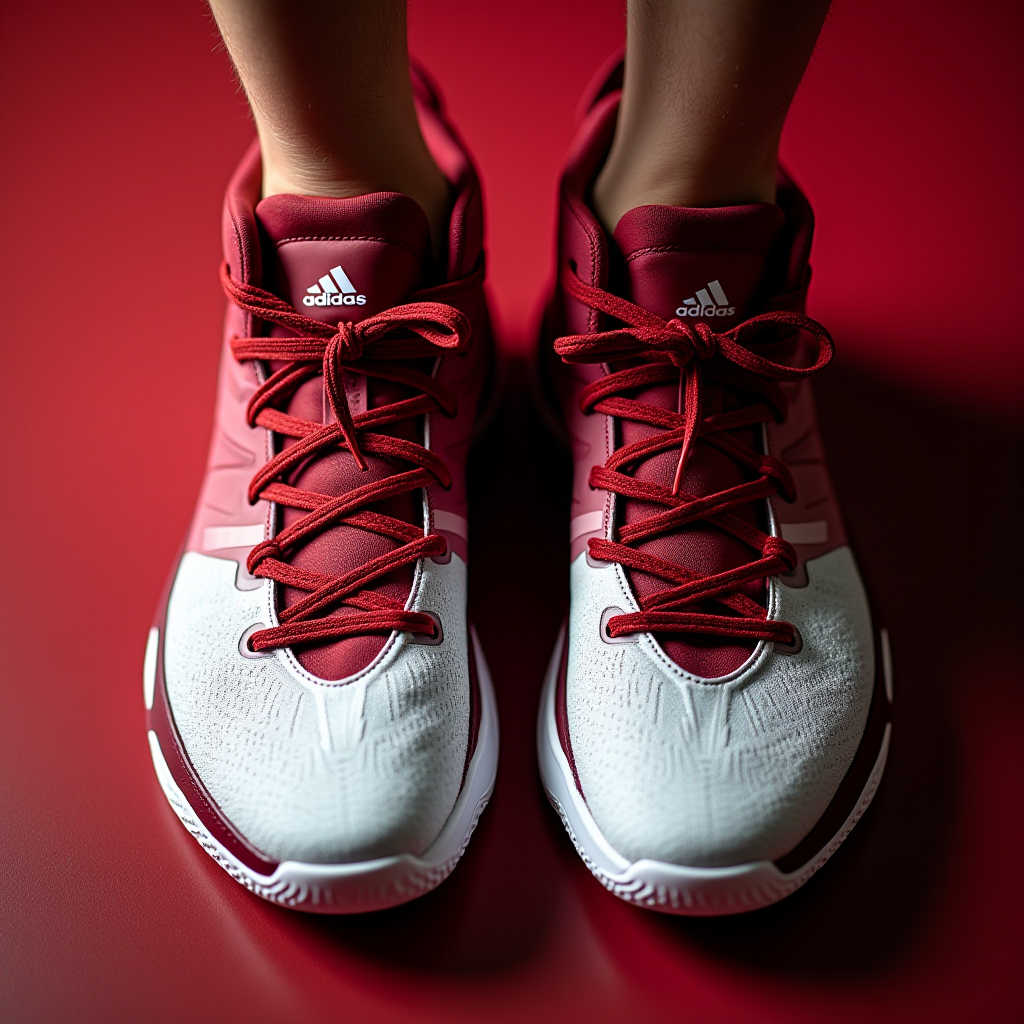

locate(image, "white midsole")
[[537, 625, 890, 915], [149, 627, 499, 914]]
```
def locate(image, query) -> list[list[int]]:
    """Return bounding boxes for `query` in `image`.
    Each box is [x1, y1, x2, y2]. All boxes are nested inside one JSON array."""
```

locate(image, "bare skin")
[[207, 0, 450, 263], [208, 0, 830, 251], [592, 0, 831, 231]]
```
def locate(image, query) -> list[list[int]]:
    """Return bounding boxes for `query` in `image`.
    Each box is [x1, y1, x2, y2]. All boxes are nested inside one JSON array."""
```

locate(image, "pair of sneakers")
[[145, 61, 891, 916]]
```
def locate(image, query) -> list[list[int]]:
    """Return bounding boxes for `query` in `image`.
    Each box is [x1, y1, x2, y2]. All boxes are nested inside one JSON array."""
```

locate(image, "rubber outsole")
[[537, 625, 890, 916], [147, 627, 499, 914]]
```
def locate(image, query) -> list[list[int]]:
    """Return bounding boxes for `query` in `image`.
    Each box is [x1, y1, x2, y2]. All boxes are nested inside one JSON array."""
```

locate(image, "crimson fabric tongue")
[[610, 202, 786, 679], [612, 203, 785, 328], [254, 191, 432, 320], [250, 192, 433, 682]]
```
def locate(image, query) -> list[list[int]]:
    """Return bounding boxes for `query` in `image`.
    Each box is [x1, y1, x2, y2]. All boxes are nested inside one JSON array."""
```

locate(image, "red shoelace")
[[221, 262, 480, 653], [555, 264, 834, 646]]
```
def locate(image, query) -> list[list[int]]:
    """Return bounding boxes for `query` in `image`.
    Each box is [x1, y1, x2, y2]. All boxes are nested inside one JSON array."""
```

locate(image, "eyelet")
[[600, 607, 639, 645], [778, 561, 809, 588], [773, 627, 803, 656], [408, 611, 444, 646], [238, 623, 272, 659]]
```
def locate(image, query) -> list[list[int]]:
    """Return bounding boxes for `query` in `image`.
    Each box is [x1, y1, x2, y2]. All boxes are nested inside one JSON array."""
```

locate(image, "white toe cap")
[[566, 546, 874, 867], [164, 552, 470, 864]]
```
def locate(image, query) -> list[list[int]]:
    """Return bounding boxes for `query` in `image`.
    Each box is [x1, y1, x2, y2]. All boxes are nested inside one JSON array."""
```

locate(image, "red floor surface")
[[2, 2, 1023, 1022]]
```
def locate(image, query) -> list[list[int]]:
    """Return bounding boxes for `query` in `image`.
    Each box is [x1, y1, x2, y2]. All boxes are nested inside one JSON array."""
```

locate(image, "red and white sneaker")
[[537, 60, 892, 915], [144, 71, 498, 913]]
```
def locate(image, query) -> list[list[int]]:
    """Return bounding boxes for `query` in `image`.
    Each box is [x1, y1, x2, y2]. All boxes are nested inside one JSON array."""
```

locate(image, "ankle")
[[592, 148, 777, 235], [260, 132, 451, 273]]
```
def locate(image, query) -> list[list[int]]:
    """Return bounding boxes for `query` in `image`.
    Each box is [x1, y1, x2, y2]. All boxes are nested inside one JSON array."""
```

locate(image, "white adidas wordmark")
[[675, 279, 735, 318], [303, 264, 367, 307]]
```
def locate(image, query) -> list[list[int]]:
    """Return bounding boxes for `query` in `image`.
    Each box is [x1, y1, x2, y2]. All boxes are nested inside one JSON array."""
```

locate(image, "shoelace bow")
[[221, 261, 479, 653], [555, 263, 834, 645]]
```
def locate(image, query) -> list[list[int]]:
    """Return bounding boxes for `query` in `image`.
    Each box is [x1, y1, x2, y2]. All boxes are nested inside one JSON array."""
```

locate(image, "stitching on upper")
[[624, 243, 772, 262], [231, 217, 255, 337], [232, 218, 247, 282], [563, 190, 602, 335], [275, 235, 426, 265]]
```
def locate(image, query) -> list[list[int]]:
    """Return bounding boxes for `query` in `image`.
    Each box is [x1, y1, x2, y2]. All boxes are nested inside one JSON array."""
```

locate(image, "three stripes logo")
[[675, 280, 736, 319], [303, 265, 367, 307]]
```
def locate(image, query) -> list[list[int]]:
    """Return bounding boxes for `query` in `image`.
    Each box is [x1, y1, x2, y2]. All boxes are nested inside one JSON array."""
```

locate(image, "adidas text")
[[675, 303, 736, 318], [676, 279, 734, 319], [303, 293, 367, 307], [303, 264, 366, 307]]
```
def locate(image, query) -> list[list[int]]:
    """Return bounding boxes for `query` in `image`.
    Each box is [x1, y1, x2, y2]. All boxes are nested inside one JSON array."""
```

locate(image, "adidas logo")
[[302, 265, 367, 307], [675, 280, 736, 318]]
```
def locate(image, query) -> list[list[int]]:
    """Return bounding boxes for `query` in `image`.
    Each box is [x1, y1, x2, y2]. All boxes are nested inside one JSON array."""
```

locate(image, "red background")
[[2, 1, 1022, 1021]]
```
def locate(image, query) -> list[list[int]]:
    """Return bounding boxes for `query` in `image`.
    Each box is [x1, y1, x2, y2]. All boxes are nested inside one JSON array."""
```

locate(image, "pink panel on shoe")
[[767, 379, 847, 576], [191, 140, 270, 560], [185, 342, 269, 559], [554, 93, 619, 561], [565, 369, 612, 563], [192, 104, 490, 682], [189, 143, 270, 562]]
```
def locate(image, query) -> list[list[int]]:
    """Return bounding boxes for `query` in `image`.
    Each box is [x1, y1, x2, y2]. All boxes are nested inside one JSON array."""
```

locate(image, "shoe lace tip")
[[670, 454, 685, 498]]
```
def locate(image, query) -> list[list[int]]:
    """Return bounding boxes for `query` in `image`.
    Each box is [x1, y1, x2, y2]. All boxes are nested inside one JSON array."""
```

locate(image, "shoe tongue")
[[254, 191, 431, 320], [612, 203, 785, 329], [251, 192, 432, 682], [611, 203, 786, 679]]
